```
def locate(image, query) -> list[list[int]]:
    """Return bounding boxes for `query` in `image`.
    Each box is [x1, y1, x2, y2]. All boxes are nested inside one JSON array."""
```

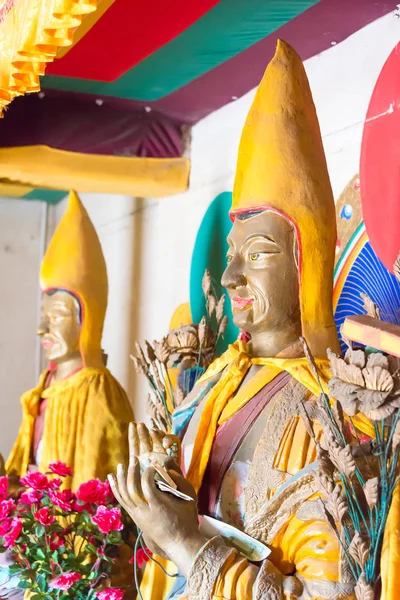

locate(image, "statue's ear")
[[0, 453, 5, 477]]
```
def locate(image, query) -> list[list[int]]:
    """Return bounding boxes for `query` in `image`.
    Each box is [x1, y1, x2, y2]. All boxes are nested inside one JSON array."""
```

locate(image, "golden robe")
[[6, 367, 133, 489]]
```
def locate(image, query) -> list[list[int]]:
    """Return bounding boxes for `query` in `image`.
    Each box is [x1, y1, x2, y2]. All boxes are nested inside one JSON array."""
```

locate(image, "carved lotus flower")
[[328, 348, 400, 420], [167, 326, 199, 351]]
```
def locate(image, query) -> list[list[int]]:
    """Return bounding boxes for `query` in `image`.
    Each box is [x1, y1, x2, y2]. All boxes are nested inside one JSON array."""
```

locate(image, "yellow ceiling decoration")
[[0, 145, 191, 197], [0, 0, 99, 115]]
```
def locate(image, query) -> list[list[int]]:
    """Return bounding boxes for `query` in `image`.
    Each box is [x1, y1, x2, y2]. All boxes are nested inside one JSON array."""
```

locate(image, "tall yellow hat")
[[40, 191, 108, 368], [232, 40, 339, 357]]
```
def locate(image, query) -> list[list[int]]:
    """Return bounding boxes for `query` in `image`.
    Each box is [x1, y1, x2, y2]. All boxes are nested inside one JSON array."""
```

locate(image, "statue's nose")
[[221, 259, 247, 290], [37, 320, 49, 336]]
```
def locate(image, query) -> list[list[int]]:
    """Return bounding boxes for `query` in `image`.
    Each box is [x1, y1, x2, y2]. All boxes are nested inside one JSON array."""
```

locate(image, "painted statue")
[[6, 191, 134, 489], [109, 40, 362, 599]]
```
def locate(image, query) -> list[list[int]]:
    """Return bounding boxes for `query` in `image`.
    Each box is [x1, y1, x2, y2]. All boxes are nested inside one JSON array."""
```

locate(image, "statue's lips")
[[232, 297, 255, 311], [41, 340, 55, 350]]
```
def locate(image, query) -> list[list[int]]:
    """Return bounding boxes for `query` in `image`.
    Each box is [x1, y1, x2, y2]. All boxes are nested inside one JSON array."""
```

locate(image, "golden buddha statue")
[[110, 41, 397, 599], [6, 191, 134, 489]]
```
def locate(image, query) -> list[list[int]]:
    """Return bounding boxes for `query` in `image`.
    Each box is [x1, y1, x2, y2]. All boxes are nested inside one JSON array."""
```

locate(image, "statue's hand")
[[129, 422, 181, 471], [109, 425, 205, 576]]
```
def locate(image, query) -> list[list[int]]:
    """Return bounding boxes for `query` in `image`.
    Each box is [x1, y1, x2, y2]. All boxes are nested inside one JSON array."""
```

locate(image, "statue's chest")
[[197, 376, 315, 528]]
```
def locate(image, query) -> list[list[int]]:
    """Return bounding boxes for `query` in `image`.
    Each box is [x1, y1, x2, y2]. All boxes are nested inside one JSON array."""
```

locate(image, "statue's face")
[[37, 291, 81, 363], [221, 210, 301, 336]]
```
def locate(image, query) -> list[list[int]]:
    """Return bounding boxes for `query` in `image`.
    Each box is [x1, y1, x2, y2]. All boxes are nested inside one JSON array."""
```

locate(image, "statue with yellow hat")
[[109, 40, 400, 600], [6, 190, 134, 489], [109, 40, 352, 599]]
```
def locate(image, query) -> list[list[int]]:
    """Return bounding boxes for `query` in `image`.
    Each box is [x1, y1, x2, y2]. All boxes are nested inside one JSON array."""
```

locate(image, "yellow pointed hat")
[[40, 191, 108, 368], [232, 40, 339, 357]]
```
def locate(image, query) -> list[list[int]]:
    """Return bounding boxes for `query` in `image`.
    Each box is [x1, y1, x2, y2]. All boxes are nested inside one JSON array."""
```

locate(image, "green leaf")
[[35, 524, 45, 537], [37, 573, 47, 592]]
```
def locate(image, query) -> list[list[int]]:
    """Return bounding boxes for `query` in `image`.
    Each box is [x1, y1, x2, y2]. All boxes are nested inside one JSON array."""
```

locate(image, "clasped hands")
[[108, 423, 206, 577]]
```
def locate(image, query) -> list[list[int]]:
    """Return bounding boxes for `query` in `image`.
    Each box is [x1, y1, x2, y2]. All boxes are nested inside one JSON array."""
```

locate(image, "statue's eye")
[[249, 253, 260, 261], [227, 255, 233, 263]]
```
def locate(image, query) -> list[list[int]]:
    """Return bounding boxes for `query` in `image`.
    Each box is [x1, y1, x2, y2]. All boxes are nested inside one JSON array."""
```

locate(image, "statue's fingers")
[[137, 422, 153, 454], [141, 466, 161, 507], [127, 457, 146, 505], [115, 463, 132, 508], [167, 470, 197, 502], [128, 422, 140, 461], [150, 428, 165, 453], [108, 473, 130, 511], [162, 435, 181, 462]]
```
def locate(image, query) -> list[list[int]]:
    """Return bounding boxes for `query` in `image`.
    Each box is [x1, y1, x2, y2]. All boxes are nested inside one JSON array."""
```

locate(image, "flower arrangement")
[[0, 462, 130, 599], [131, 269, 227, 429]]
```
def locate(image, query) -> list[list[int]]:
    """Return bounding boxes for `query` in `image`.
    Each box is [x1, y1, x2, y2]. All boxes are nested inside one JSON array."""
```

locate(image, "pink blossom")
[[129, 547, 152, 569], [48, 478, 62, 490], [0, 518, 12, 535], [49, 534, 65, 552], [48, 462, 73, 477], [76, 479, 111, 505], [74, 500, 93, 514], [49, 489, 75, 512], [20, 472, 49, 491], [0, 476, 8, 500], [20, 490, 42, 505], [4, 518, 22, 547], [91, 506, 123, 534], [96, 589, 125, 600], [34, 507, 55, 526], [49, 572, 82, 590], [0, 500, 15, 520]]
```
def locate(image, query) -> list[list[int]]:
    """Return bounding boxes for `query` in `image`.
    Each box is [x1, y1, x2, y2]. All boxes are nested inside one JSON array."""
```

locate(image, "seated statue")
[[109, 41, 381, 600], [6, 191, 134, 488]]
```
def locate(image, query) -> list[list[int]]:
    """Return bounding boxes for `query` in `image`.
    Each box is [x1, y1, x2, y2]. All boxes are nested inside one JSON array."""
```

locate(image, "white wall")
[[0, 199, 45, 455], [0, 9, 399, 436]]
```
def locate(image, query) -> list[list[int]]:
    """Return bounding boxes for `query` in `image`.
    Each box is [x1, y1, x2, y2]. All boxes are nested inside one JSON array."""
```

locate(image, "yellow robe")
[[6, 367, 134, 489]]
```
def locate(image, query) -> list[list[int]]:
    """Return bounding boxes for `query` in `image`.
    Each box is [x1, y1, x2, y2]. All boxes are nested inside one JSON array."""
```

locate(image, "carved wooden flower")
[[167, 326, 200, 352], [165, 324, 216, 367], [328, 348, 400, 420]]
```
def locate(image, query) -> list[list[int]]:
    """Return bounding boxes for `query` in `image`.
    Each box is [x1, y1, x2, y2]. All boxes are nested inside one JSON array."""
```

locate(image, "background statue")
[[6, 191, 134, 488]]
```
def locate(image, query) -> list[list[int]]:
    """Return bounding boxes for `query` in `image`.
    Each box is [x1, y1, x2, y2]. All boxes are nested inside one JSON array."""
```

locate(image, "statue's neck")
[[249, 329, 303, 359], [50, 355, 83, 383]]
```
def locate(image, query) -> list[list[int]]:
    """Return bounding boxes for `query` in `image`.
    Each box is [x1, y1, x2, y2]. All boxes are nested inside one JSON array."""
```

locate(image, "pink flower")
[[129, 547, 152, 568], [49, 572, 82, 590], [96, 589, 125, 600], [49, 489, 75, 512], [20, 490, 42, 505], [74, 500, 93, 514], [0, 500, 15, 520], [48, 462, 73, 477], [34, 507, 55, 526], [76, 479, 111, 505], [49, 534, 65, 551], [4, 518, 22, 547], [20, 472, 49, 491], [48, 478, 62, 490], [91, 506, 123, 534], [0, 476, 8, 500], [0, 518, 12, 535]]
